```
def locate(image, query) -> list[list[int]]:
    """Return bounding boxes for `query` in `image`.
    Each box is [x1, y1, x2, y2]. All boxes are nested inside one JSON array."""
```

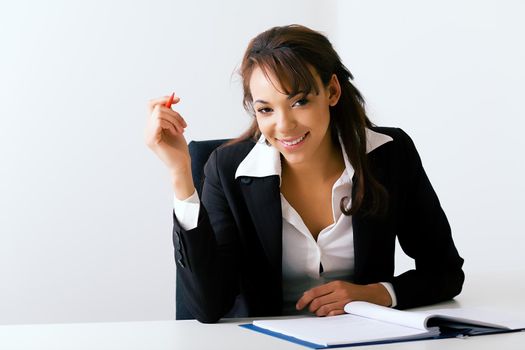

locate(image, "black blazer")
[[173, 127, 465, 323]]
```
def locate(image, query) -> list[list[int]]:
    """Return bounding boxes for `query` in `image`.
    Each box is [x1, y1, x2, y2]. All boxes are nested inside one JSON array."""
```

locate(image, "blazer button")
[[240, 177, 252, 185]]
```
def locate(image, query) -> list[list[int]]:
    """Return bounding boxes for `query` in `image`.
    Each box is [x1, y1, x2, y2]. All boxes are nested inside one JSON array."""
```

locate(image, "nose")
[[275, 109, 297, 133]]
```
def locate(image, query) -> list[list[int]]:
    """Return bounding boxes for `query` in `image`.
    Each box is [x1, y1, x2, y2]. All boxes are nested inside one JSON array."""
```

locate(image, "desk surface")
[[1, 270, 524, 350]]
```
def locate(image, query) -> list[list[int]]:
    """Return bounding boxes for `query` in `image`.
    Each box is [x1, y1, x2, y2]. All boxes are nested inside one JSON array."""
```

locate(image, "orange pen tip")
[[165, 92, 175, 107]]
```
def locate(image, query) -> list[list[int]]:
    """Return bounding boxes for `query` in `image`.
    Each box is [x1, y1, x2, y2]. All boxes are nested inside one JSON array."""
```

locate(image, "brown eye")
[[257, 107, 272, 114], [293, 98, 308, 107]]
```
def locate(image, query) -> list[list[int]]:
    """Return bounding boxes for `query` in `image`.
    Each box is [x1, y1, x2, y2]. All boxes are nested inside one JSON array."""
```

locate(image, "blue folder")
[[240, 323, 523, 349]]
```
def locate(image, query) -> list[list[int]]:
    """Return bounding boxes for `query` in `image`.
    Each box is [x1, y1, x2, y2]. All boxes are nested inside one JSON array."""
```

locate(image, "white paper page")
[[344, 302, 525, 331], [421, 307, 525, 330], [344, 301, 429, 330], [253, 314, 434, 346]]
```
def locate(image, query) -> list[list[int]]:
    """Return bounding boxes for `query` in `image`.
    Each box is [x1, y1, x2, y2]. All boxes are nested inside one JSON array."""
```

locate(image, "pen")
[[165, 92, 175, 108]]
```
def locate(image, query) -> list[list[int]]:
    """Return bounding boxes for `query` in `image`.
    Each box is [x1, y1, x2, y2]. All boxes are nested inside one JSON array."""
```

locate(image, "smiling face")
[[249, 66, 341, 167]]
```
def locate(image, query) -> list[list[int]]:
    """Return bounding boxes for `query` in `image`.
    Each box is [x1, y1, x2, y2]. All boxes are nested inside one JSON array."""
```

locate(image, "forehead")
[[249, 65, 322, 102], [249, 66, 285, 101]]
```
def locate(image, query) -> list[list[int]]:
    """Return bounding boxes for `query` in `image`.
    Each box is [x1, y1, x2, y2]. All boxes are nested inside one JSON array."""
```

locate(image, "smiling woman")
[[145, 24, 465, 323], [250, 67, 336, 166]]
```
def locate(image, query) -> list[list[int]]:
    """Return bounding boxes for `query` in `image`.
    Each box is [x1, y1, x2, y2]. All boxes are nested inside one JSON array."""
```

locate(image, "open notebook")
[[240, 302, 525, 349]]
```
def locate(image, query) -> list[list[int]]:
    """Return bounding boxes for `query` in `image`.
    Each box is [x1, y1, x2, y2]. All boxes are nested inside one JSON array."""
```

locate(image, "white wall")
[[0, 0, 523, 325], [0, 0, 336, 324], [334, 0, 525, 276]]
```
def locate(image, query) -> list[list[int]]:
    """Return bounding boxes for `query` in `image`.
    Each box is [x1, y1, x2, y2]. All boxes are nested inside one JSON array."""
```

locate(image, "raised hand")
[[145, 94, 195, 199]]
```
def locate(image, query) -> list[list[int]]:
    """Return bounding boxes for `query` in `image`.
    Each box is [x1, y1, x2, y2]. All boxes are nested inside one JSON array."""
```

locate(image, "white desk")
[[1, 270, 524, 350]]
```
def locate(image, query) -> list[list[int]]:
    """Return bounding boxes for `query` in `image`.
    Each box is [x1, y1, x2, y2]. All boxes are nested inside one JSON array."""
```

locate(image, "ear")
[[327, 74, 341, 107]]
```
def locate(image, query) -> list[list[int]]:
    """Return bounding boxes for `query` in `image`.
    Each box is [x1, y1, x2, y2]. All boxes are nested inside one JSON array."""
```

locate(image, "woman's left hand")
[[295, 281, 392, 316]]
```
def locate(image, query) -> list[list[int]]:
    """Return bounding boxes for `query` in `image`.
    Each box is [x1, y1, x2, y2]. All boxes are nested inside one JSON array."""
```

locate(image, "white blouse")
[[279, 172, 355, 314], [174, 129, 397, 314]]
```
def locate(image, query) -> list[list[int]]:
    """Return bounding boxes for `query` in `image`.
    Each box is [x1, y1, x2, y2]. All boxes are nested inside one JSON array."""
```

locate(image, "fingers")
[[146, 119, 177, 147], [150, 104, 187, 132], [296, 283, 333, 311], [157, 109, 187, 132], [302, 293, 348, 317], [159, 116, 183, 134], [159, 119, 177, 138], [314, 300, 347, 317], [147, 95, 187, 134], [306, 292, 340, 313], [327, 309, 345, 317], [148, 94, 181, 114], [313, 300, 348, 316], [145, 114, 182, 150], [145, 94, 189, 151], [297, 281, 362, 317]]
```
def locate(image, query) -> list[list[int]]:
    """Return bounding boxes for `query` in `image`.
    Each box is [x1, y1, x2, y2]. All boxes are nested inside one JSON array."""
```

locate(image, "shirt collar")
[[234, 128, 393, 180]]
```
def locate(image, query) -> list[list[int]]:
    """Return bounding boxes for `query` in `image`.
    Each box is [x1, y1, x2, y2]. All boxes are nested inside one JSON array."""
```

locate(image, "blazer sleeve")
[[392, 129, 465, 309], [173, 149, 241, 323]]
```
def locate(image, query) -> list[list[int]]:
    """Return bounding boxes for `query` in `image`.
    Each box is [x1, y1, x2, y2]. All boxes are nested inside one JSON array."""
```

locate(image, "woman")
[[145, 24, 464, 323]]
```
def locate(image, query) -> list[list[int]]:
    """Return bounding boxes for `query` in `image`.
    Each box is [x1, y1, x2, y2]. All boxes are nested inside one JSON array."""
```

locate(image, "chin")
[[279, 152, 308, 165]]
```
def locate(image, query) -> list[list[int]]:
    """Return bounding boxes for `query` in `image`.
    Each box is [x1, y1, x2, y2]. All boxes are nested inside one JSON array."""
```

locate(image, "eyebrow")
[[253, 92, 307, 105]]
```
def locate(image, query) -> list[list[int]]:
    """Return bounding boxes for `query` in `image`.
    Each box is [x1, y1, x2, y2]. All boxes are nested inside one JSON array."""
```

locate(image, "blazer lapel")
[[239, 175, 282, 272]]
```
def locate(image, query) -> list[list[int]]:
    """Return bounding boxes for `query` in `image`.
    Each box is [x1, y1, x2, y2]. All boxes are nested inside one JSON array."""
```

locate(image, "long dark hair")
[[231, 24, 387, 216]]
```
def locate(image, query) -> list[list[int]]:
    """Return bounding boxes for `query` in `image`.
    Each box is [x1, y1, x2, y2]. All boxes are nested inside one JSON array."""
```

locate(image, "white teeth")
[[281, 133, 306, 146]]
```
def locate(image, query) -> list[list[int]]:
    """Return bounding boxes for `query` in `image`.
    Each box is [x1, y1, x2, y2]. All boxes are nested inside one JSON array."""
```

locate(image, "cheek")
[[256, 117, 272, 135], [302, 107, 331, 130], [256, 118, 280, 147], [316, 107, 332, 128]]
